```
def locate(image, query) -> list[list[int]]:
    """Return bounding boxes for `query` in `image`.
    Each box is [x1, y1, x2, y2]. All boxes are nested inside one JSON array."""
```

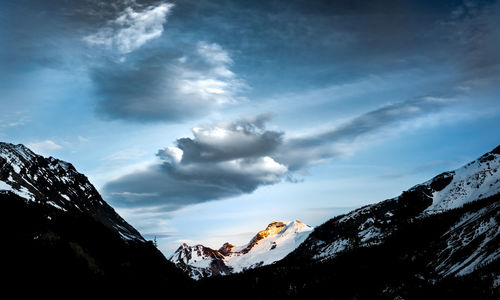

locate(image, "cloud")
[[104, 114, 286, 210], [27, 140, 63, 155], [170, 114, 282, 163], [105, 97, 450, 211], [82, 2, 245, 123], [446, 1, 500, 90], [278, 97, 451, 170], [84, 2, 174, 54], [92, 41, 244, 122], [77, 136, 89, 143]]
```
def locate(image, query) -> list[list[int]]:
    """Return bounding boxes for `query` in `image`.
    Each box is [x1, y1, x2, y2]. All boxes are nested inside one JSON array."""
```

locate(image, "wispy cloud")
[[278, 97, 452, 170], [27, 140, 63, 155], [84, 2, 174, 54]]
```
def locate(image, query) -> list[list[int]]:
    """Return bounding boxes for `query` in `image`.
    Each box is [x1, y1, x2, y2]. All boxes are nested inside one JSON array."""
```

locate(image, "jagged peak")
[[170, 219, 314, 279], [262, 221, 288, 234], [284, 220, 313, 233], [0, 141, 144, 242], [173, 221, 313, 257], [491, 144, 500, 155], [0, 141, 31, 151], [219, 242, 235, 256], [0, 142, 35, 160]]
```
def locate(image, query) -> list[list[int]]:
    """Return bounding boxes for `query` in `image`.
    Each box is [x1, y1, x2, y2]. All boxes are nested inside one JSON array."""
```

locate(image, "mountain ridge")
[[0, 141, 191, 295], [170, 220, 313, 279], [0, 142, 142, 241]]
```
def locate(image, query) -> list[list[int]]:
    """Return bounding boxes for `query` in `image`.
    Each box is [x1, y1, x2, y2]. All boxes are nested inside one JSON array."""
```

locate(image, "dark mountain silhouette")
[[0, 142, 190, 296]]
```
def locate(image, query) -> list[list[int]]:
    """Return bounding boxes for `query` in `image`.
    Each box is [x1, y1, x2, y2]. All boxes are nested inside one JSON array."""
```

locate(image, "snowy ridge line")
[[294, 145, 500, 266], [169, 220, 313, 279], [0, 142, 144, 242]]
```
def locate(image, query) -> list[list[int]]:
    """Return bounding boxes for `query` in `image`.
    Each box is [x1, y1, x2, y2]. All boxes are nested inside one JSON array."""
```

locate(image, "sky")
[[1, 0, 499, 255]]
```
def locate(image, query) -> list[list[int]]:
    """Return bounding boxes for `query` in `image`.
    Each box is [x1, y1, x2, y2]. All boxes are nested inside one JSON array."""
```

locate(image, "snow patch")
[[425, 153, 500, 212]]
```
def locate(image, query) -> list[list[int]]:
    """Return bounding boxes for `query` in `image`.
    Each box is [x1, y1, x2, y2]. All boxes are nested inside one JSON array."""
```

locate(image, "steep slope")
[[170, 243, 230, 279], [194, 145, 500, 299], [295, 145, 500, 267], [0, 142, 191, 295], [0, 142, 142, 241], [423, 146, 500, 212], [170, 220, 313, 279]]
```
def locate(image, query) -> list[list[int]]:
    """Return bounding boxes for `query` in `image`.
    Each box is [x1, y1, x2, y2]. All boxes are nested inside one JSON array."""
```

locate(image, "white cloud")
[[27, 140, 62, 155], [93, 41, 245, 122], [84, 3, 174, 54], [77, 135, 89, 143], [174, 41, 243, 106]]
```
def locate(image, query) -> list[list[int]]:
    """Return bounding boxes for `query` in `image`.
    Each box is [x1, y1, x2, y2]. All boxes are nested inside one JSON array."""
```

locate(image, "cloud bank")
[[91, 41, 243, 122], [105, 115, 286, 210], [83, 2, 244, 122], [105, 97, 450, 211]]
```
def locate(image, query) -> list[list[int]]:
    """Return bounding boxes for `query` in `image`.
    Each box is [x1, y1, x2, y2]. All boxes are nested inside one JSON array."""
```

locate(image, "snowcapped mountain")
[[422, 147, 500, 212], [293, 146, 500, 273], [170, 220, 313, 279], [0, 142, 142, 241]]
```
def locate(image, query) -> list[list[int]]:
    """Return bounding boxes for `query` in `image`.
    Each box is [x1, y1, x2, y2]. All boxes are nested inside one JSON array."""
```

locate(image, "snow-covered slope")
[[294, 146, 500, 262], [422, 148, 500, 212], [290, 145, 500, 285], [432, 199, 499, 277], [226, 220, 313, 273], [0, 142, 143, 241], [169, 243, 230, 279], [169, 220, 313, 279]]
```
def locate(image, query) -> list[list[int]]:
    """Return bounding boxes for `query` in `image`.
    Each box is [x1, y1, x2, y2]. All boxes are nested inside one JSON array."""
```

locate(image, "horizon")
[[1, 0, 499, 255]]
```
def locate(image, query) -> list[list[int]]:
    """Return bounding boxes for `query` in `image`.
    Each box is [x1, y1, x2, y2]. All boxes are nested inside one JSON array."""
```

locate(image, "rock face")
[[169, 220, 313, 279], [0, 142, 142, 241], [0, 142, 190, 295]]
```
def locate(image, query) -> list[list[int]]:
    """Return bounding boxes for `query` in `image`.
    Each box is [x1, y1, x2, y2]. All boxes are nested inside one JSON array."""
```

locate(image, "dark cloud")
[[1, 0, 245, 123], [169, 114, 283, 163], [106, 97, 451, 211], [106, 165, 241, 210], [90, 41, 244, 122], [104, 115, 287, 210], [446, 1, 500, 89], [81, 1, 246, 123], [157, 0, 499, 100], [2, 0, 498, 122]]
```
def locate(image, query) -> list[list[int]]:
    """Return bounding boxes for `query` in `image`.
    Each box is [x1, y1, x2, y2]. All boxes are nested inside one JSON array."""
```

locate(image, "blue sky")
[[1, 0, 499, 254]]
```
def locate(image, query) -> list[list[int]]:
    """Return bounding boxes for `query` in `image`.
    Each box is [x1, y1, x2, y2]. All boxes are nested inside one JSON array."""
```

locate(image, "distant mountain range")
[[1, 141, 498, 298], [169, 220, 313, 279]]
